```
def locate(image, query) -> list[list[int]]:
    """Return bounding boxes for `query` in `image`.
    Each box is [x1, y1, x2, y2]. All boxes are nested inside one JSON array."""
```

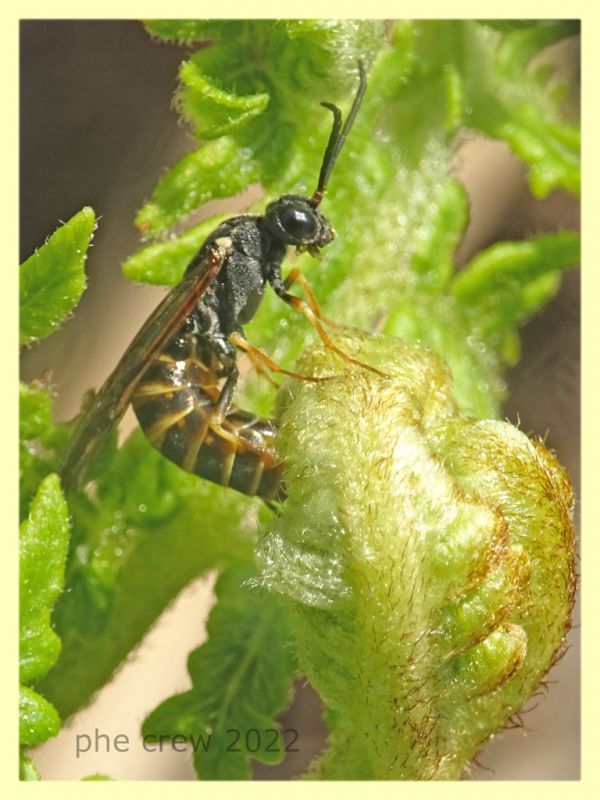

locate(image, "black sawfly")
[[60, 62, 368, 501]]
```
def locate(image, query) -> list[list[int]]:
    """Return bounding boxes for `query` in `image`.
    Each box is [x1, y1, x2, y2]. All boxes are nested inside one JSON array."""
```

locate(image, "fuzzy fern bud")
[[257, 329, 576, 779]]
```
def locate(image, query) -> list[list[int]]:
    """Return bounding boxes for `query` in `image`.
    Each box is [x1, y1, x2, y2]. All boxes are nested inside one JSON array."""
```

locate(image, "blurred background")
[[21, 20, 580, 780]]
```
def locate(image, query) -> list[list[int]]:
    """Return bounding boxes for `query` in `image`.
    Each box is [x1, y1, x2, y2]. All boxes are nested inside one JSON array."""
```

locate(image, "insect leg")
[[229, 331, 321, 383], [208, 366, 245, 446], [271, 284, 386, 377], [205, 366, 284, 498], [241, 346, 281, 389], [283, 267, 339, 329]]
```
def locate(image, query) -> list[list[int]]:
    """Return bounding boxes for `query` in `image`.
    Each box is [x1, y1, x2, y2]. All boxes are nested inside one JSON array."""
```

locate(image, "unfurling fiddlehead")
[[257, 330, 576, 779]]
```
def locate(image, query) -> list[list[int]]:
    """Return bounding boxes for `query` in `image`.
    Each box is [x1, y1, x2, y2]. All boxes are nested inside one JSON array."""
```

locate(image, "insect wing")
[[59, 243, 227, 490]]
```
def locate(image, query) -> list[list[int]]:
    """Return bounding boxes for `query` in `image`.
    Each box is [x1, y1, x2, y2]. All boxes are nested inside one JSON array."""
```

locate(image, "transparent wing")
[[59, 243, 226, 490]]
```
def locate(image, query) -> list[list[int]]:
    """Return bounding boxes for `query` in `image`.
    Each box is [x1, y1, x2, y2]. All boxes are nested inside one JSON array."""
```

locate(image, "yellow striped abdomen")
[[131, 332, 283, 500]]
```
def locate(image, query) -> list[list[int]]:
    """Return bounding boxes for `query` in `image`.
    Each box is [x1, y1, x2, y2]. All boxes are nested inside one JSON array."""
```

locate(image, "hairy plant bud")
[[257, 329, 576, 779]]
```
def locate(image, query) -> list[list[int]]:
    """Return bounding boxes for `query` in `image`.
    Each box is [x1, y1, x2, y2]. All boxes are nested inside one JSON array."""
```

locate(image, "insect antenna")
[[310, 60, 367, 207]]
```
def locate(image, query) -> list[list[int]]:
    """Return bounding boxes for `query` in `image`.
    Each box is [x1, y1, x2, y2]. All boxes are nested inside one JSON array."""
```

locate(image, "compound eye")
[[279, 205, 318, 241]]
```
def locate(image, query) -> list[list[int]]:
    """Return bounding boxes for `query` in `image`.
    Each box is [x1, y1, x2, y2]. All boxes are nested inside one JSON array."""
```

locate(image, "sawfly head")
[[263, 194, 335, 253], [264, 61, 367, 258]]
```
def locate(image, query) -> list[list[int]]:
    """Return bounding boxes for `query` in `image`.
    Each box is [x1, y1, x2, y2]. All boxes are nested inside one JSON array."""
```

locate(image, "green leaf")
[[122, 213, 229, 285], [452, 231, 580, 347], [19, 383, 70, 522], [135, 139, 259, 235], [19, 751, 42, 781], [495, 21, 580, 73], [39, 431, 255, 719], [20, 382, 54, 442], [477, 20, 542, 33], [20, 685, 61, 747], [490, 108, 580, 197], [20, 474, 70, 685], [142, 565, 296, 779], [179, 60, 269, 140], [466, 22, 580, 197], [20, 207, 95, 345], [410, 180, 469, 291], [137, 20, 386, 236], [144, 20, 229, 42]]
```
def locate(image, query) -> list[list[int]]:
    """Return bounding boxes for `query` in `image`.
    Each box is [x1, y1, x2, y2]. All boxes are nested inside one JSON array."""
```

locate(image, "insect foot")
[[256, 329, 576, 780]]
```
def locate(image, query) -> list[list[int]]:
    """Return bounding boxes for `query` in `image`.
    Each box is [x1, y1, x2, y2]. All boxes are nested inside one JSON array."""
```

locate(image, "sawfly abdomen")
[[131, 327, 283, 500]]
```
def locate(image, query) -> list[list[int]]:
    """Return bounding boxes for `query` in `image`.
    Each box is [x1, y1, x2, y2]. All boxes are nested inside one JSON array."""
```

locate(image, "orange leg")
[[283, 268, 339, 328], [229, 331, 322, 383], [243, 345, 281, 389], [273, 289, 386, 377], [208, 368, 243, 446], [209, 417, 241, 447]]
